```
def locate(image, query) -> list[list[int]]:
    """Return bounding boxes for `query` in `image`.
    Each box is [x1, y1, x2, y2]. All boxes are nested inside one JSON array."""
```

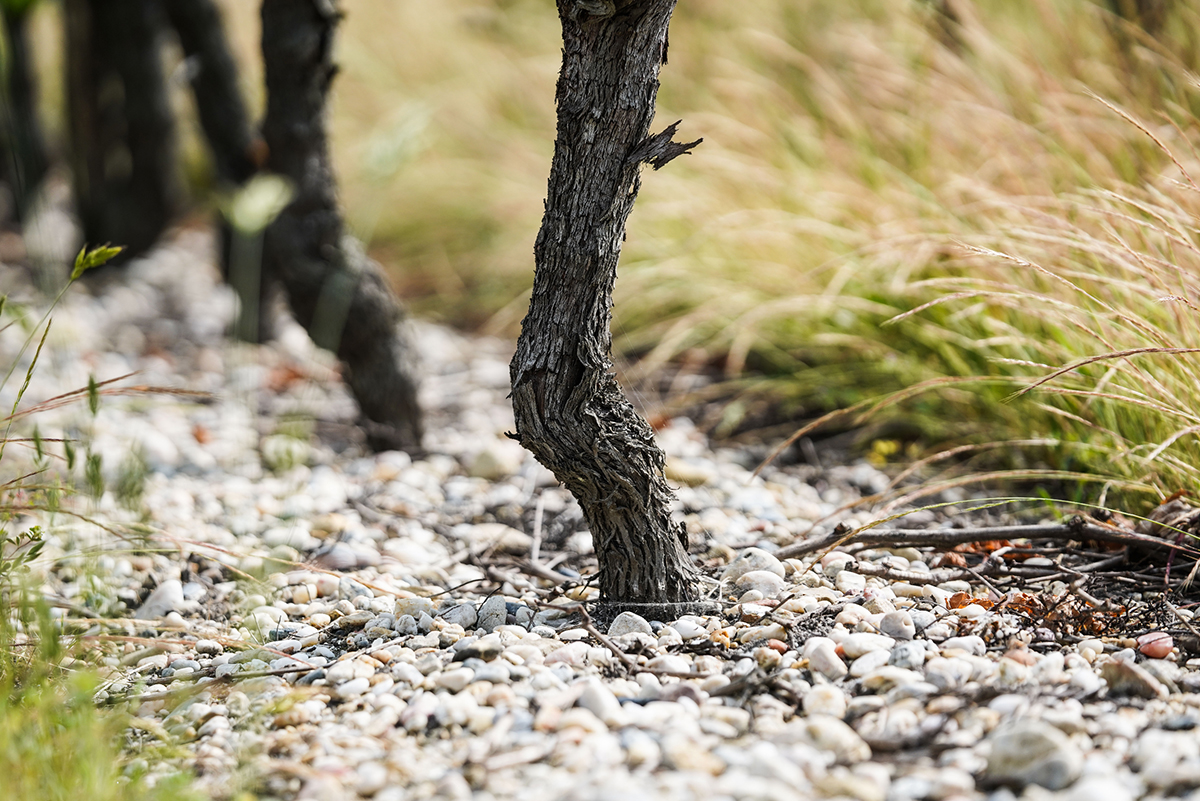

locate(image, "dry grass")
[[201, 1, 1200, 498]]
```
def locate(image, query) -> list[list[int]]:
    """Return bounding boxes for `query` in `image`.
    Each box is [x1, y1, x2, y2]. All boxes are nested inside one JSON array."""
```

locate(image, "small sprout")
[[32, 425, 42, 460], [71, 243, 124, 280], [0, 525, 44, 587], [87, 374, 99, 416], [63, 437, 75, 470], [85, 451, 103, 499], [115, 450, 148, 512]]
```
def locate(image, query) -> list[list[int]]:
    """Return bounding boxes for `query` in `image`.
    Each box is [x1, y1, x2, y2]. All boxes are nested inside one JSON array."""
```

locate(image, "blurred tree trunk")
[[161, 0, 258, 186], [0, 3, 49, 221], [160, 0, 273, 342], [509, 0, 702, 609], [64, 0, 178, 259], [260, 0, 422, 452]]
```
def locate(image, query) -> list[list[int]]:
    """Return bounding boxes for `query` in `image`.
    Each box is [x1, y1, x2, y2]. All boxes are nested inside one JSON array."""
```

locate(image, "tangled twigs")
[[1164, 598, 1200, 642], [775, 516, 1185, 560], [559, 602, 639, 673], [1063, 576, 1121, 613]]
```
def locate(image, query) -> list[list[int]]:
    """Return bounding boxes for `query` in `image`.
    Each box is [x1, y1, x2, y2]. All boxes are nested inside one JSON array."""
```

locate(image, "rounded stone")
[[477, 595, 508, 633], [879, 610, 915, 641], [985, 719, 1083, 791], [789, 716, 871, 764], [835, 571, 866, 593], [889, 641, 927, 670], [670, 618, 708, 639], [803, 684, 847, 718], [806, 639, 848, 680], [434, 668, 475, 693], [440, 603, 478, 630], [849, 649, 891, 678], [722, 548, 785, 581], [355, 762, 389, 797], [195, 639, 223, 656], [335, 677, 371, 700], [842, 632, 895, 659], [608, 611, 653, 637], [735, 570, 786, 599], [923, 657, 973, 692]]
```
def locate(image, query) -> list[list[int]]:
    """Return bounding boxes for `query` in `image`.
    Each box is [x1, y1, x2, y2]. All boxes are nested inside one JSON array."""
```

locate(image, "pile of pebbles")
[[4, 234, 1200, 801]]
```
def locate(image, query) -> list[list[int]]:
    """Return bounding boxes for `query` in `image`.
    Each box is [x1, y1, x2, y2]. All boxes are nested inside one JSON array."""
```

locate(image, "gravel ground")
[[3, 233, 1200, 801]]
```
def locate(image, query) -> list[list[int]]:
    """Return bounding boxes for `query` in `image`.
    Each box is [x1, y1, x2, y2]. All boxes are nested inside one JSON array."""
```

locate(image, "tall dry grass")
[[211, 0, 1200, 499]]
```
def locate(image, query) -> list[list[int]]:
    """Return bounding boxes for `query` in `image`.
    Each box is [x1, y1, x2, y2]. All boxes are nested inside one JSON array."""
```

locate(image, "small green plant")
[[0, 525, 44, 594], [0, 244, 197, 800]]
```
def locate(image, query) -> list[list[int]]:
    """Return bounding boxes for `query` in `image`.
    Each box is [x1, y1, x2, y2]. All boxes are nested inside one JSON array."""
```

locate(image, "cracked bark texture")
[[65, 0, 179, 260], [510, 0, 702, 608], [261, 0, 422, 452]]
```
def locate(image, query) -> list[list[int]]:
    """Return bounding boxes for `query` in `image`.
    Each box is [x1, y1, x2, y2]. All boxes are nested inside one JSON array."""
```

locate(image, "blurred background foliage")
[[9, 0, 1200, 499]]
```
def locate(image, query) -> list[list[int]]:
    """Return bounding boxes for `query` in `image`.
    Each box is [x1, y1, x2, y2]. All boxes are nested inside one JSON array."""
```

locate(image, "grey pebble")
[[440, 603, 478, 629], [454, 637, 504, 663], [909, 610, 936, 633], [477, 595, 507, 632], [985, 718, 1083, 791], [879, 610, 915, 640], [889, 641, 927, 670]]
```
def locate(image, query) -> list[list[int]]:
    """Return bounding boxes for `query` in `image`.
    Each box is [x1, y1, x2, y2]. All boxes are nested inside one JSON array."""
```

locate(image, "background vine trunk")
[[65, 0, 178, 260], [0, 5, 49, 221], [260, 0, 422, 453]]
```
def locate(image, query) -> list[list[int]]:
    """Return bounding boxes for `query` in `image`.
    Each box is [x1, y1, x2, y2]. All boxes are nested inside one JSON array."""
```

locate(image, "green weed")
[[0, 245, 197, 801]]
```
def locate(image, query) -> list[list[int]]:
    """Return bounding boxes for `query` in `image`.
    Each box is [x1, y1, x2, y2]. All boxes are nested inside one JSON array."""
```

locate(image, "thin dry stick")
[[775, 518, 1192, 560], [559, 602, 638, 673]]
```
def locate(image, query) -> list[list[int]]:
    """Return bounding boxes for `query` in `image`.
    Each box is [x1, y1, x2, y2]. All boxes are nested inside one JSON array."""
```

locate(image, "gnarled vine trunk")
[[65, 0, 179, 260], [261, 0, 422, 453], [510, 0, 702, 609]]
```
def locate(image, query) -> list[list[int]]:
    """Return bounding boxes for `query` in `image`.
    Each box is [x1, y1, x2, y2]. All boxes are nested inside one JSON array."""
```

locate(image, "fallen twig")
[[775, 517, 1187, 560], [560, 602, 639, 673]]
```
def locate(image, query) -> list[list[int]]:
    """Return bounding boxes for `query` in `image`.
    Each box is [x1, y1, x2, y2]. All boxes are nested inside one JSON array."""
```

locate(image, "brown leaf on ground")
[[930, 551, 968, 568]]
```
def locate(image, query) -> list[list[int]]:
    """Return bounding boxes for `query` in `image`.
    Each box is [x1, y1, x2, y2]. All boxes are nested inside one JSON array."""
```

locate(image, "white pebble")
[[803, 684, 846, 718], [735, 570, 786, 599], [806, 639, 848, 680], [335, 677, 371, 700]]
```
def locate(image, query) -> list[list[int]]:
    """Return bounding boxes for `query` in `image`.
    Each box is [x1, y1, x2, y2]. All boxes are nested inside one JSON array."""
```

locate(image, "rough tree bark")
[[510, 0, 703, 610], [260, 0, 422, 452], [0, 2, 49, 221], [65, 0, 179, 259]]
